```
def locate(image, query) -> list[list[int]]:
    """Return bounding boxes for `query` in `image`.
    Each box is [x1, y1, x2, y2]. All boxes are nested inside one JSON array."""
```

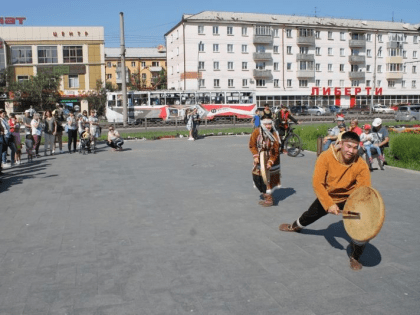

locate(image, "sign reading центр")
[[0, 17, 26, 25]]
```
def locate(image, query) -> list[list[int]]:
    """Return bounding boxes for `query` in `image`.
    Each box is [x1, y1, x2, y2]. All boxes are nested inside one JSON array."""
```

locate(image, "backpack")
[[184, 114, 189, 124]]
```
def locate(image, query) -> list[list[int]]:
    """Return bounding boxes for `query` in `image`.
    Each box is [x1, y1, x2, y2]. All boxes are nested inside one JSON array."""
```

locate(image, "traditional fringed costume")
[[249, 119, 281, 207]]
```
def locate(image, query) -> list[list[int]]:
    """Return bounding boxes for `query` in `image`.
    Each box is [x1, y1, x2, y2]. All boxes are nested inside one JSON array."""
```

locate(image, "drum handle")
[[338, 210, 360, 216]]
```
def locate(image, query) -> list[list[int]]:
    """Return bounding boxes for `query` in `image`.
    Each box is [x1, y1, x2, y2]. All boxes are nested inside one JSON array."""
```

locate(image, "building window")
[[227, 44, 234, 53], [274, 79, 279, 87], [273, 46, 279, 53], [152, 61, 159, 67], [198, 79, 205, 87], [107, 62, 111, 67], [198, 61, 205, 70], [328, 47, 333, 55], [299, 80, 308, 87], [199, 42, 205, 52], [328, 31, 333, 40], [242, 79, 248, 87], [213, 44, 219, 52], [17, 75, 29, 82], [403, 50, 407, 58], [287, 63, 292, 70], [388, 80, 395, 88], [142, 73, 146, 79], [412, 80, 416, 88], [315, 79, 320, 87], [228, 61, 234, 70], [273, 29, 279, 37], [340, 80, 344, 87], [255, 25, 271, 36], [286, 29, 292, 38], [328, 80, 332, 87], [366, 34, 372, 41], [340, 32, 345, 40], [377, 80, 381, 87], [387, 64, 402, 72], [227, 26, 233, 35], [300, 61, 314, 70], [413, 66, 417, 73], [287, 46, 292, 54], [377, 47, 382, 57], [315, 31, 320, 39], [366, 80, 371, 87], [63, 46, 83, 63], [213, 61, 219, 70], [214, 79, 220, 87], [242, 62, 248, 70], [242, 45, 248, 53], [68, 75, 79, 88], [256, 79, 266, 87], [106, 74, 112, 80], [366, 65, 371, 72], [340, 48, 345, 56], [352, 80, 360, 87], [131, 61, 136, 67], [315, 47, 321, 55], [299, 47, 309, 54], [402, 80, 406, 88], [11, 46, 33, 64], [198, 25, 204, 34], [141, 62, 146, 68], [37, 46, 58, 64], [377, 65, 382, 73], [228, 79, 234, 87], [413, 51, 417, 58], [287, 79, 292, 87], [256, 62, 266, 70], [242, 27, 247, 36], [414, 36, 418, 44], [367, 49, 372, 57], [328, 64, 333, 72], [274, 62, 279, 71], [378, 34, 383, 42], [339, 64, 344, 72], [315, 63, 320, 71], [213, 26, 219, 35]]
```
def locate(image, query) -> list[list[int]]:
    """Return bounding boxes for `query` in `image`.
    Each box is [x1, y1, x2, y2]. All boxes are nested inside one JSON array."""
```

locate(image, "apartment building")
[[165, 11, 420, 107], [0, 26, 105, 112], [105, 47, 166, 90]]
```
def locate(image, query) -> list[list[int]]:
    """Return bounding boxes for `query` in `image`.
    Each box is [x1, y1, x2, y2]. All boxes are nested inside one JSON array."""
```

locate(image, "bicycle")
[[280, 123, 302, 157]]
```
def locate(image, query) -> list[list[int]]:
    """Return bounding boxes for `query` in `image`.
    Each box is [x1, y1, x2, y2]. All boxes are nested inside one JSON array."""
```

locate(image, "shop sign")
[[53, 31, 89, 37], [37, 65, 86, 75], [311, 87, 383, 96], [0, 17, 26, 25]]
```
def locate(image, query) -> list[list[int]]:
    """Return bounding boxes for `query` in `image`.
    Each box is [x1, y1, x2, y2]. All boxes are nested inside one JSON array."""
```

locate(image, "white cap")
[[372, 118, 382, 127], [337, 116, 344, 121]]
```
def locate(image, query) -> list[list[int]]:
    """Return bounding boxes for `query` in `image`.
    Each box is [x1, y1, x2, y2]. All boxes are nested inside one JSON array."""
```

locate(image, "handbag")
[[64, 124, 69, 133]]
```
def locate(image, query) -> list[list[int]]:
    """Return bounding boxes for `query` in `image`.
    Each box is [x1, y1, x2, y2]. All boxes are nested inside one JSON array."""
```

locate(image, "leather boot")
[[261, 194, 273, 207], [279, 221, 302, 232], [349, 242, 366, 271], [258, 194, 268, 205]]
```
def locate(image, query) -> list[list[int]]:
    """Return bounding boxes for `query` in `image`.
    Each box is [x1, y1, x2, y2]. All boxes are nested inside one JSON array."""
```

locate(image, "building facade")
[[0, 26, 105, 112], [165, 11, 420, 107], [105, 47, 166, 90]]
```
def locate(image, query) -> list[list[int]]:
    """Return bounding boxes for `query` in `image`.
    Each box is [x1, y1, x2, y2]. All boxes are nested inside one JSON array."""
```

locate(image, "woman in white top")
[[66, 111, 78, 153], [31, 113, 42, 157], [88, 110, 99, 149]]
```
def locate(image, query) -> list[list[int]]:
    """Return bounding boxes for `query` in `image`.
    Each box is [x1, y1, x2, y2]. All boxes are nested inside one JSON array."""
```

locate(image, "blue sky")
[[2, 0, 419, 48]]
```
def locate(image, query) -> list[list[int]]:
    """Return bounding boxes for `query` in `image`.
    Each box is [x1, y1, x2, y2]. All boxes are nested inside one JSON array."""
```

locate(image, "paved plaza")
[[0, 136, 419, 315]]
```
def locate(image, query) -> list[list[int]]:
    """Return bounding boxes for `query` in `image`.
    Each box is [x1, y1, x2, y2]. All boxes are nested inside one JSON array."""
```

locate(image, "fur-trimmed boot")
[[279, 220, 302, 232], [349, 242, 366, 271], [258, 194, 269, 205], [261, 194, 273, 207]]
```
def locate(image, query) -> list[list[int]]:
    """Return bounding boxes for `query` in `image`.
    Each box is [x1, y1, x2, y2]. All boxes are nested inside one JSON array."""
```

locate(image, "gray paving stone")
[[1, 137, 420, 314]]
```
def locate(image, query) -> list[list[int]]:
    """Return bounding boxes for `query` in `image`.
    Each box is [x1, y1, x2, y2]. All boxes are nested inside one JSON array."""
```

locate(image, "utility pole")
[[120, 12, 128, 127]]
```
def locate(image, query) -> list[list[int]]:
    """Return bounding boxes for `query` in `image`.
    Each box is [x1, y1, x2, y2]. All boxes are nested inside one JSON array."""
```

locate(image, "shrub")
[[389, 133, 420, 163]]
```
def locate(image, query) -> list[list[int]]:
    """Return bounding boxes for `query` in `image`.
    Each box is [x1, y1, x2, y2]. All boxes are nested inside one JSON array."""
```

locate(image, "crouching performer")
[[249, 116, 281, 207], [279, 131, 372, 270]]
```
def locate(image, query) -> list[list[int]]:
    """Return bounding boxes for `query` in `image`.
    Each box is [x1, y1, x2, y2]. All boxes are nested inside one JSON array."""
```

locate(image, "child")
[[360, 124, 385, 164], [25, 134, 35, 163], [334, 123, 347, 149]]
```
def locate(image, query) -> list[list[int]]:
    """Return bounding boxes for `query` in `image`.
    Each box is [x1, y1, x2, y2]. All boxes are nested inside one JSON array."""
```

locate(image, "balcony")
[[253, 52, 272, 60], [386, 56, 403, 64], [253, 35, 273, 44], [297, 70, 315, 78], [386, 72, 403, 79], [296, 54, 315, 62], [349, 39, 366, 48], [149, 66, 162, 72], [387, 42, 403, 49], [348, 55, 365, 63], [348, 71, 365, 80], [297, 36, 315, 46], [253, 69, 272, 78]]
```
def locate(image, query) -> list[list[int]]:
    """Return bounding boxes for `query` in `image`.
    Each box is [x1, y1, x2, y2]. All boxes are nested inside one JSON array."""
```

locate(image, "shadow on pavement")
[[273, 187, 296, 205]]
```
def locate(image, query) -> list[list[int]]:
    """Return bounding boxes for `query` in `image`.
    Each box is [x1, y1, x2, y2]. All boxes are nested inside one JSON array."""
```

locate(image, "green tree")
[[151, 68, 167, 90], [82, 80, 107, 116], [106, 81, 117, 92], [8, 68, 63, 111]]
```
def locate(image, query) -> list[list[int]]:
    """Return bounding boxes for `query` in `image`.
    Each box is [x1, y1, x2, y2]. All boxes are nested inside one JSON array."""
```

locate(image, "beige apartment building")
[[105, 47, 166, 90]]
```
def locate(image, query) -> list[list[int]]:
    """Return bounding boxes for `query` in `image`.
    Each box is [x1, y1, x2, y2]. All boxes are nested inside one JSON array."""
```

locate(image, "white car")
[[373, 105, 394, 114], [307, 105, 327, 116]]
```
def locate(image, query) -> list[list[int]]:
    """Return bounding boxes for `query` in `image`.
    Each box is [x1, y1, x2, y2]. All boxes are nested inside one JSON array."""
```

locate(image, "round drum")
[[260, 151, 269, 186], [343, 186, 385, 242]]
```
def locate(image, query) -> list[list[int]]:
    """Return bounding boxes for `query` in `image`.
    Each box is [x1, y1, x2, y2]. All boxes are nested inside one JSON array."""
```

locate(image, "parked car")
[[395, 105, 420, 122], [307, 105, 327, 116], [290, 105, 308, 116], [328, 106, 343, 114], [345, 105, 370, 115], [372, 105, 394, 114]]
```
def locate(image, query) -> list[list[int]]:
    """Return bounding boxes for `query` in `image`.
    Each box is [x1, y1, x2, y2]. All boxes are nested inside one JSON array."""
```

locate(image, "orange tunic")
[[313, 145, 371, 210], [249, 127, 280, 171]]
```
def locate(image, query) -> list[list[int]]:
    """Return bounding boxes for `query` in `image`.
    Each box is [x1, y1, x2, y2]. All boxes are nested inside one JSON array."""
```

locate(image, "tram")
[[105, 90, 256, 124]]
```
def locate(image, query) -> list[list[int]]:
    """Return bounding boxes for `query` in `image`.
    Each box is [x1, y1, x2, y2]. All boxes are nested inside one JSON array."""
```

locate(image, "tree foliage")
[[81, 80, 107, 116]]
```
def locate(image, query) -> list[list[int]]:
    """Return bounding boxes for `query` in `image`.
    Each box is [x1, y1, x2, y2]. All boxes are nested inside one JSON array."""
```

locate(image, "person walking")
[[31, 113, 42, 157], [66, 110, 78, 153]]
